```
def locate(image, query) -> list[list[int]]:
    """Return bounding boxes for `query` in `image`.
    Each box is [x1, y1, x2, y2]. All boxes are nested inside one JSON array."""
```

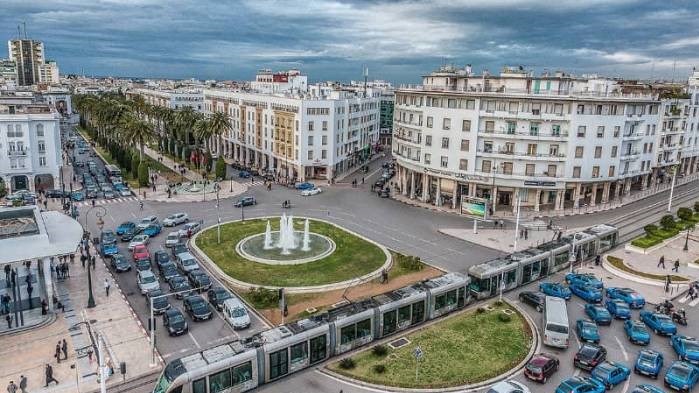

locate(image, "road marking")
[[573, 368, 581, 377], [621, 375, 630, 393], [615, 336, 629, 361], [188, 332, 201, 349], [573, 330, 582, 349]]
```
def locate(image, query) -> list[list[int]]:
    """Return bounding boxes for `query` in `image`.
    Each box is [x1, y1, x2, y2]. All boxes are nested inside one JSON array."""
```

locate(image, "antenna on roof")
[[17, 25, 21, 39], [23, 22, 27, 39]]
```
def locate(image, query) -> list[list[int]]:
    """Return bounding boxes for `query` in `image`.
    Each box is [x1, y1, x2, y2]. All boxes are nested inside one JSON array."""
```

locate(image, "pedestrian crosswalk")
[[246, 180, 266, 187], [73, 196, 139, 207], [677, 295, 699, 308]]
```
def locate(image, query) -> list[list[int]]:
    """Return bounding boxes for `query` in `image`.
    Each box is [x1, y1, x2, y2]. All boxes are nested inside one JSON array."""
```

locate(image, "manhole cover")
[[388, 337, 410, 349]]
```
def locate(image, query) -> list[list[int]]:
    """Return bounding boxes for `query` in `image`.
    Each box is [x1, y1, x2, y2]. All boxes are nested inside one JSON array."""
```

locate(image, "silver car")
[[136, 215, 158, 231], [165, 232, 181, 248], [178, 222, 201, 238], [163, 212, 189, 227], [128, 234, 150, 251], [137, 270, 160, 295]]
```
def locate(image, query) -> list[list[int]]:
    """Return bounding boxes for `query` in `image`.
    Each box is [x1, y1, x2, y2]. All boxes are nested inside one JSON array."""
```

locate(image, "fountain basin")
[[236, 231, 336, 265]]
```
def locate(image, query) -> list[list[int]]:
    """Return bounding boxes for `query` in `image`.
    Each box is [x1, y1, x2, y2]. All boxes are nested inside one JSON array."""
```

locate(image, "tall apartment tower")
[[8, 39, 45, 86]]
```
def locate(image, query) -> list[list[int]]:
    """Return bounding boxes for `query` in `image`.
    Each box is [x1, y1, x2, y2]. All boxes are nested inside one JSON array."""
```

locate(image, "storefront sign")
[[523, 180, 557, 187], [461, 196, 488, 219]]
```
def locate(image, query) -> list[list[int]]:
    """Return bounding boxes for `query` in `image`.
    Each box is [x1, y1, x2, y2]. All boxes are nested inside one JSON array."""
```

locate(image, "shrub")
[[476, 307, 486, 314], [498, 313, 512, 323], [138, 162, 149, 187], [339, 358, 356, 370], [215, 157, 227, 180], [678, 207, 694, 221], [397, 254, 424, 271], [493, 300, 504, 307], [643, 224, 658, 236], [695, 202, 699, 213], [660, 215, 676, 230], [372, 345, 388, 357], [372, 364, 386, 374], [247, 287, 279, 309]]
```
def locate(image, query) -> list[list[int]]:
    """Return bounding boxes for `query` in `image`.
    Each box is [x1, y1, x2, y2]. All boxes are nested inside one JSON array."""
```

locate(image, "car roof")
[[223, 298, 244, 308]]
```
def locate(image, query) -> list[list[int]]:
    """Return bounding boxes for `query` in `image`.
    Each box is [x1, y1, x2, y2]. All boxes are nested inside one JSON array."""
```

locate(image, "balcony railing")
[[478, 149, 566, 159], [397, 84, 658, 100], [7, 149, 28, 156], [473, 170, 563, 179], [478, 128, 569, 138]]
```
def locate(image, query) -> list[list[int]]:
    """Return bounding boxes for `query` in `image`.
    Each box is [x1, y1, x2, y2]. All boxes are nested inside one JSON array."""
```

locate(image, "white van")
[[222, 298, 250, 330], [543, 296, 569, 348]]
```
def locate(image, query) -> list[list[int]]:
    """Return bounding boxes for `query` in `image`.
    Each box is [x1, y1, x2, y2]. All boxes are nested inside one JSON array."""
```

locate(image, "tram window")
[[310, 335, 327, 363], [435, 294, 447, 310], [532, 261, 541, 276], [506, 270, 517, 285], [555, 252, 568, 266], [192, 378, 206, 393], [469, 278, 489, 292], [383, 310, 397, 335], [209, 368, 232, 393], [269, 349, 289, 379], [398, 305, 411, 325], [356, 319, 372, 339], [232, 362, 253, 385], [411, 301, 425, 324], [522, 264, 532, 283], [446, 290, 457, 306], [340, 325, 356, 345], [290, 342, 308, 365]]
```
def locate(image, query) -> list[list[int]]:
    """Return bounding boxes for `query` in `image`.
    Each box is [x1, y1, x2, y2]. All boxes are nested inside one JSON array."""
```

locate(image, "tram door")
[[541, 259, 550, 277], [490, 275, 501, 297]]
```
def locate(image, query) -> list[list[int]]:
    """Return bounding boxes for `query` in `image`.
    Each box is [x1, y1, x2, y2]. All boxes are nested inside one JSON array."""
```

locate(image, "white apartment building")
[[39, 60, 60, 84], [130, 88, 204, 111], [250, 69, 307, 95], [392, 66, 677, 214], [0, 95, 62, 192], [203, 82, 380, 181]]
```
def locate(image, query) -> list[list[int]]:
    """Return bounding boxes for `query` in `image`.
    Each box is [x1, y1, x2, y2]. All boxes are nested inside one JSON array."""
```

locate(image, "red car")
[[132, 244, 150, 261], [524, 353, 559, 383]]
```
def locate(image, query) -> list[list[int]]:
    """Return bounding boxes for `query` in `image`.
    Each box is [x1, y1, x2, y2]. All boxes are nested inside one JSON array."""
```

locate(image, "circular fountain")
[[171, 181, 219, 195], [235, 214, 336, 265]]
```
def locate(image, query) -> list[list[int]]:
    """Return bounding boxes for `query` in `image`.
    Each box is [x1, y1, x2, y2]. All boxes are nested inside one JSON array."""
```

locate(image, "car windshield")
[[169, 313, 184, 324], [671, 365, 691, 379], [616, 303, 630, 311], [232, 307, 247, 317], [684, 340, 699, 351], [183, 259, 196, 266], [579, 345, 598, 357], [167, 214, 177, 220], [639, 352, 656, 364], [656, 314, 672, 323], [546, 323, 568, 334], [525, 364, 542, 373], [142, 275, 156, 284], [632, 324, 646, 333], [167, 234, 178, 240], [217, 291, 231, 301], [191, 301, 207, 312]]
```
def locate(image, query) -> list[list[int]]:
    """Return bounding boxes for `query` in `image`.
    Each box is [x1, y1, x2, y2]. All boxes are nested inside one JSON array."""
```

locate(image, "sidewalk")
[[439, 226, 573, 253], [608, 234, 699, 282], [143, 145, 202, 182], [335, 153, 389, 183]]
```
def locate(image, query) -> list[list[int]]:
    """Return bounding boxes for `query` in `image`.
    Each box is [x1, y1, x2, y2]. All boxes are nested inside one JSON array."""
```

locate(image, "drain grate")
[[305, 307, 318, 314], [388, 337, 410, 349]]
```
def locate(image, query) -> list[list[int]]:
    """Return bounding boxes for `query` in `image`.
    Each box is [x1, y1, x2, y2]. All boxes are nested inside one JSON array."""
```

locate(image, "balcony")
[[621, 132, 643, 141], [620, 151, 641, 161], [393, 133, 421, 145], [477, 149, 566, 161], [478, 128, 569, 139], [473, 169, 564, 180], [7, 149, 28, 157]]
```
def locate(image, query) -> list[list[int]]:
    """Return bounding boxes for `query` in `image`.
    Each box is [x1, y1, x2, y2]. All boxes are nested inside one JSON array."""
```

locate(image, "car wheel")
[[542, 376, 547, 383]]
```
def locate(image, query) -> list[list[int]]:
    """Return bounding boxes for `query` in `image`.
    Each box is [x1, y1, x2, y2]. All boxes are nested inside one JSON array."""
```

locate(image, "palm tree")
[[206, 111, 232, 154], [120, 111, 154, 161]]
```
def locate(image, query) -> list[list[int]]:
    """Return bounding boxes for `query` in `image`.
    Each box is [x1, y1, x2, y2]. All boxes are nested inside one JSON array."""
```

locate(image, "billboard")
[[461, 196, 488, 219]]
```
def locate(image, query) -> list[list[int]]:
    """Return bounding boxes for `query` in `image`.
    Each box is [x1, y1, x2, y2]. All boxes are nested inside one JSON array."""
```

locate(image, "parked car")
[[135, 258, 152, 272], [630, 384, 666, 393], [238, 170, 251, 178], [539, 282, 572, 300], [591, 361, 631, 390], [168, 276, 192, 299], [671, 335, 699, 365], [103, 189, 116, 199], [187, 269, 212, 292], [100, 229, 117, 245], [137, 270, 160, 295], [574, 343, 608, 371], [70, 191, 84, 201], [524, 353, 559, 383], [146, 289, 170, 314], [640, 311, 677, 336], [624, 319, 651, 345], [128, 234, 150, 251], [207, 286, 233, 311], [635, 349, 664, 379], [378, 188, 390, 198], [234, 196, 256, 207], [110, 254, 131, 273], [162, 308, 188, 336], [154, 250, 171, 270], [118, 187, 132, 197], [183, 295, 213, 321], [571, 284, 603, 303], [132, 244, 150, 262], [294, 182, 314, 190], [488, 380, 531, 393], [142, 223, 162, 237], [176, 252, 199, 273], [576, 319, 601, 343], [518, 291, 545, 312], [565, 273, 603, 289], [160, 263, 180, 281], [555, 376, 605, 393], [165, 232, 181, 248], [222, 298, 251, 330], [100, 239, 118, 256], [301, 187, 322, 196], [171, 243, 187, 258], [664, 361, 699, 392], [605, 299, 632, 319], [136, 215, 158, 231], [120, 228, 137, 242], [178, 222, 201, 238], [606, 287, 646, 308], [585, 304, 612, 325], [163, 212, 189, 227]]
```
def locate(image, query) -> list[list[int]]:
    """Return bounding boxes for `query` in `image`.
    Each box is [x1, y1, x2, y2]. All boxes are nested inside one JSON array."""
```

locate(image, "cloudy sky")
[[2, 0, 698, 83]]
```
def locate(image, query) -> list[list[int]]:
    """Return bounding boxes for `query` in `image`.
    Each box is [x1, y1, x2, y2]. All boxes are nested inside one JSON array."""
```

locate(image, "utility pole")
[[98, 333, 106, 393], [513, 195, 521, 252], [668, 165, 677, 212]]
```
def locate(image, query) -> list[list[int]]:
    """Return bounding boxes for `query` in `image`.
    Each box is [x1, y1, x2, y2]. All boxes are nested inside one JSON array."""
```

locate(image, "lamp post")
[[216, 186, 221, 244], [83, 205, 107, 309], [569, 233, 578, 273], [684, 224, 694, 252], [667, 165, 678, 212]]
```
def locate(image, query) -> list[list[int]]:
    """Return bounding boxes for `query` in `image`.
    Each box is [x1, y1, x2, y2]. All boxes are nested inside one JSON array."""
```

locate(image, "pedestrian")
[[104, 278, 110, 296], [43, 199, 48, 210], [81, 254, 86, 269], [595, 255, 601, 266], [2, 294, 10, 314], [152, 184, 156, 192], [19, 375, 27, 393], [91, 256, 96, 270], [26, 285, 33, 309], [6, 380, 17, 393], [10, 269, 16, 287], [91, 199, 95, 207], [5, 264, 13, 282], [41, 299, 48, 315], [87, 348, 93, 363], [139, 201, 144, 210], [44, 364, 58, 386], [658, 255, 666, 268], [69, 253, 75, 264], [673, 259, 680, 273], [55, 264, 61, 279], [524, 228, 529, 240], [361, 177, 365, 184], [5, 314, 11, 329], [665, 275, 671, 293], [54, 342, 62, 363], [62, 339, 68, 360]]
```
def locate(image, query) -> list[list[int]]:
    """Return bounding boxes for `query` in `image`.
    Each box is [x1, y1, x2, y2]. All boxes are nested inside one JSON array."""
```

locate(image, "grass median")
[[327, 301, 531, 389], [606, 256, 688, 282], [195, 218, 386, 287]]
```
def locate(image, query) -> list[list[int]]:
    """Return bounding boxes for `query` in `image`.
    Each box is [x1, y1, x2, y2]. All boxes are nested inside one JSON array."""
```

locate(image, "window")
[[441, 137, 449, 149], [411, 301, 425, 324], [38, 141, 46, 153], [504, 142, 514, 153], [383, 310, 397, 335], [440, 156, 448, 168], [597, 126, 604, 137], [462, 120, 471, 132], [482, 160, 492, 173], [321, 150, 327, 159], [608, 166, 615, 177], [443, 118, 451, 130], [425, 135, 432, 146], [308, 135, 314, 146], [322, 121, 328, 131], [424, 154, 431, 164], [307, 121, 314, 131], [322, 135, 327, 145], [310, 335, 327, 364], [577, 104, 585, 114], [483, 141, 493, 153], [592, 166, 600, 178], [547, 165, 557, 177], [527, 144, 537, 156], [594, 146, 602, 158], [575, 146, 584, 158], [193, 378, 207, 393], [459, 159, 468, 171], [525, 164, 535, 176], [426, 116, 433, 128], [573, 166, 581, 178], [307, 151, 313, 160], [613, 126, 620, 137], [506, 121, 516, 134], [530, 123, 539, 136], [232, 362, 252, 385], [503, 162, 513, 175], [485, 121, 495, 132], [36, 124, 44, 136], [269, 349, 289, 379], [460, 139, 469, 151], [290, 342, 308, 365], [577, 126, 586, 137], [611, 146, 618, 157], [549, 145, 559, 156], [356, 319, 372, 339], [209, 368, 232, 393], [398, 305, 411, 325], [551, 124, 561, 136], [39, 157, 46, 167]]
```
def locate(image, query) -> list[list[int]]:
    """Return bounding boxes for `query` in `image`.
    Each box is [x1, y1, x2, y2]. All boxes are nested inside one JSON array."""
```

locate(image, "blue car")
[[540, 282, 572, 300], [624, 320, 651, 345], [294, 182, 314, 190], [571, 284, 603, 303], [100, 240, 118, 256], [238, 171, 251, 178], [671, 335, 699, 365], [631, 384, 666, 393], [591, 361, 631, 390], [606, 287, 646, 309], [116, 221, 136, 235], [70, 191, 84, 201], [566, 272, 603, 289], [585, 304, 612, 325], [664, 361, 699, 392], [606, 299, 632, 319], [640, 311, 677, 336], [555, 376, 606, 393], [635, 350, 664, 379], [142, 223, 162, 237], [577, 319, 601, 343]]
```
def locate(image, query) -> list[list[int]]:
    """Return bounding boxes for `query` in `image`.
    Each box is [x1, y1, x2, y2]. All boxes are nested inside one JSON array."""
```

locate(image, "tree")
[[677, 207, 694, 221], [215, 157, 227, 180], [0, 179, 6, 198], [660, 215, 676, 230], [204, 151, 213, 172], [120, 112, 154, 161], [131, 153, 140, 178], [695, 201, 699, 213], [138, 162, 149, 187]]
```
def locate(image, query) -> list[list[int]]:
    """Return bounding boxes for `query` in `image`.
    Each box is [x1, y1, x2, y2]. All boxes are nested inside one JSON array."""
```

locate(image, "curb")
[[319, 298, 539, 392], [602, 257, 691, 287], [0, 312, 57, 337]]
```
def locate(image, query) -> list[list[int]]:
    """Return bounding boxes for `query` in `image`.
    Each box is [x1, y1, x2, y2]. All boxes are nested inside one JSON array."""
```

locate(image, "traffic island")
[[325, 301, 533, 390]]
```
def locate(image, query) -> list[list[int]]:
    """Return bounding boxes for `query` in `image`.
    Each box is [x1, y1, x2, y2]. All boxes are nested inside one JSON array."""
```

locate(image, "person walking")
[[61, 339, 68, 360], [81, 254, 86, 269], [104, 278, 110, 296], [44, 364, 58, 386], [54, 342, 62, 363], [4, 264, 10, 283], [19, 375, 27, 393], [658, 255, 666, 268], [6, 380, 18, 393], [91, 256, 96, 270], [26, 285, 33, 309], [5, 314, 11, 329], [673, 259, 680, 273], [665, 275, 672, 293]]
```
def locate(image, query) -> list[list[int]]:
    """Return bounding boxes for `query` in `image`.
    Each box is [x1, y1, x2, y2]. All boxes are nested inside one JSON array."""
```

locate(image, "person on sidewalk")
[[104, 278, 110, 296], [658, 255, 666, 269], [5, 314, 11, 329], [54, 342, 62, 363], [44, 364, 58, 386], [4, 264, 11, 284], [91, 256, 96, 270], [62, 338, 68, 360], [665, 275, 672, 293], [19, 375, 27, 393], [6, 380, 17, 393], [673, 259, 680, 273]]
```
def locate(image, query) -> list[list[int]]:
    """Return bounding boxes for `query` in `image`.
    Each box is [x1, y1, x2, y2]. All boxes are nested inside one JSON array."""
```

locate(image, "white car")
[[487, 380, 530, 393], [178, 222, 201, 238], [128, 234, 150, 251], [301, 187, 322, 196], [165, 232, 181, 248], [222, 298, 250, 330], [137, 270, 160, 295], [163, 212, 189, 227], [118, 188, 132, 197], [136, 216, 158, 231]]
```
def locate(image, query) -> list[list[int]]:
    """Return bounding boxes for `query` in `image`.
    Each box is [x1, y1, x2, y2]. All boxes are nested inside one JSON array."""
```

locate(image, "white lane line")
[[615, 336, 629, 361], [188, 332, 201, 349], [573, 368, 581, 377], [573, 330, 582, 349]]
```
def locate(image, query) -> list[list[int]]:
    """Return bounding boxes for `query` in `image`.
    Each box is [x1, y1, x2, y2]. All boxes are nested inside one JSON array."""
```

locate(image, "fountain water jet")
[[302, 219, 311, 251], [263, 220, 273, 250]]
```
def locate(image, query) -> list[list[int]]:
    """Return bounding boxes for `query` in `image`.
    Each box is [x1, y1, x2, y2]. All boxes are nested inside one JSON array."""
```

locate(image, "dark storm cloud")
[[1, 0, 697, 83]]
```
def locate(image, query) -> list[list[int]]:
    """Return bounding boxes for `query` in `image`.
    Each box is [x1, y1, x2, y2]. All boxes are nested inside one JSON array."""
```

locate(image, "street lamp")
[[684, 224, 695, 252], [667, 165, 678, 212], [569, 233, 579, 273], [83, 205, 107, 308], [216, 186, 221, 244]]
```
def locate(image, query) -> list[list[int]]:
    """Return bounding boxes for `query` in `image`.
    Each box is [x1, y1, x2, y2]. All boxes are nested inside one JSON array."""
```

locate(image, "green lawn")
[[327, 302, 531, 389], [606, 256, 687, 282], [196, 219, 386, 287]]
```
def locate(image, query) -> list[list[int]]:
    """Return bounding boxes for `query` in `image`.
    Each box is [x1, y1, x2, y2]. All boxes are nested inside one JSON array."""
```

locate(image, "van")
[[543, 296, 569, 348], [176, 252, 199, 273], [222, 298, 250, 330]]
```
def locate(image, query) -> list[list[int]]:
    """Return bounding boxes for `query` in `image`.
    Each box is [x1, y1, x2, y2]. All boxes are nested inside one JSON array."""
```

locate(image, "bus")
[[543, 295, 569, 348], [105, 164, 122, 178]]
